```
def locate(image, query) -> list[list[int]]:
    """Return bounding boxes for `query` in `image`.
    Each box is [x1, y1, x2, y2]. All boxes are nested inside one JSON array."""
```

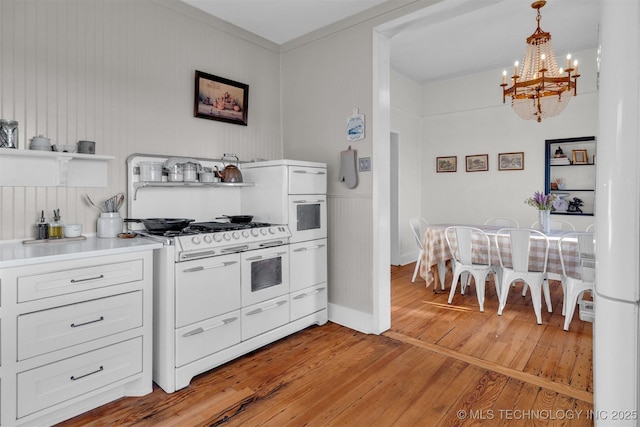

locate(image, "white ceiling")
[[181, 0, 601, 84]]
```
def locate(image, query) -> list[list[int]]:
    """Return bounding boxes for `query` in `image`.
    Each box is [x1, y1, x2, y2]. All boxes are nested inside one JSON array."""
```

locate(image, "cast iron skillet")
[[218, 215, 254, 223], [124, 218, 195, 232]]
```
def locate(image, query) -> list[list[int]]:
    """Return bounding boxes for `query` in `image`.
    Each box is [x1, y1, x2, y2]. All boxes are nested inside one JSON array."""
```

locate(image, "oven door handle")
[[182, 261, 237, 273], [258, 240, 285, 248], [293, 243, 326, 252], [245, 251, 287, 261], [182, 317, 238, 337], [245, 300, 287, 316], [220, 245, 250, 254], [292, 169, 326, 175], [292, 199, 325, 204]]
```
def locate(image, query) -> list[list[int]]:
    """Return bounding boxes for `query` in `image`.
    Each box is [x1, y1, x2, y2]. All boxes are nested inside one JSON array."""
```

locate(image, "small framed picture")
[[436, 156, 457, 173], [498, 152, 524, 171], [194, 70, 249, 126], [466, 154, 489, 172], [572, 149, 589, 164]]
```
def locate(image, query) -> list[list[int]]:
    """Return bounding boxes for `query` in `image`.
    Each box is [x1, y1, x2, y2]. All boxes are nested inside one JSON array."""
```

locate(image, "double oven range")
[[126, 155, 327, 393]]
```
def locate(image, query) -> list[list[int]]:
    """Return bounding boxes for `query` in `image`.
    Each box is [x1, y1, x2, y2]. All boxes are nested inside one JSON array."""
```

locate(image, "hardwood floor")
[[57, 263, 593, 426]]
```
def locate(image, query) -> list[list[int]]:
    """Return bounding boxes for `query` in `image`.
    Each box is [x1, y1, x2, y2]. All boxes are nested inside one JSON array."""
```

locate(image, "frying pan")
[[124, 218, 195, 232], [217, 215, 254, 223]]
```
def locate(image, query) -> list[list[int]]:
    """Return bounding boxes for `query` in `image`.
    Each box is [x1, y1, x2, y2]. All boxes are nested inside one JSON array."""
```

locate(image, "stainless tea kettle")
[[214, 153, 243, 183]]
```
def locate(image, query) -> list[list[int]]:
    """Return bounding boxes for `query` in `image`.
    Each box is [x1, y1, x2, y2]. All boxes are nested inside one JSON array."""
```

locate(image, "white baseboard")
[[328, 303, 377, 334]]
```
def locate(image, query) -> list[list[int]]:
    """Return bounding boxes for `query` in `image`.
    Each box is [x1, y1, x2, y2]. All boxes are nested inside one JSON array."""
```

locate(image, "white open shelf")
[[0, 149, 114, 187]]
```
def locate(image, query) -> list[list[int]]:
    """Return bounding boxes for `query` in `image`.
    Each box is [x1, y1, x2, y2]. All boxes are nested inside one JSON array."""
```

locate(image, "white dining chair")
[[484, 217, 520, 227], [558, 232, 595, 331], [530, 219, 576, 231], [495, 228, 552, 324], [409, 217, 446, 289], [445, 226, 501, 312]]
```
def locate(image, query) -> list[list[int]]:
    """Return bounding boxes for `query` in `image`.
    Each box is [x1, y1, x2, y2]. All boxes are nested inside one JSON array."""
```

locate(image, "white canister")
[[183, 163, 197, 182], [139, 162, 163, 182], [97, 212, 123, 238]]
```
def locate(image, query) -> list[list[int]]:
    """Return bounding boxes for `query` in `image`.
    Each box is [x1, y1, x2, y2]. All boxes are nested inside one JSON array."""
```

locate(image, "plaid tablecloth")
[[419, 224, 581, 286]]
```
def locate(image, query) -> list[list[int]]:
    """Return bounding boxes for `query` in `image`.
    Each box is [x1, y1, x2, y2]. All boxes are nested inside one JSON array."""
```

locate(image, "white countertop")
[[0, 235, 163, 268]]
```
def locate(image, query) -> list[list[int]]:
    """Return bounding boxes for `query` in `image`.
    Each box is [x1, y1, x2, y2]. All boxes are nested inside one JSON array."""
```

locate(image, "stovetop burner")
[[188, 221, 272, 232]]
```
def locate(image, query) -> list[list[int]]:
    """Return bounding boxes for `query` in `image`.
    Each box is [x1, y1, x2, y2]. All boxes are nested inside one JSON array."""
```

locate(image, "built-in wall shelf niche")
[[0, 149, 114, 187], [545, 136, 596, 216]]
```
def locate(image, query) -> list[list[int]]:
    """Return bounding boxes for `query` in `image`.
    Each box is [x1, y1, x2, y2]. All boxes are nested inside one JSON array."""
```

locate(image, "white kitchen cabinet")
[[0, 247, 155, 426]]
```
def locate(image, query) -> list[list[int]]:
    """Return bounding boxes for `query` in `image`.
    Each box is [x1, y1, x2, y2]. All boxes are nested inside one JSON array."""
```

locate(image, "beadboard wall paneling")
[[327, 195, 374, 314], [0, 0, 282, 240]]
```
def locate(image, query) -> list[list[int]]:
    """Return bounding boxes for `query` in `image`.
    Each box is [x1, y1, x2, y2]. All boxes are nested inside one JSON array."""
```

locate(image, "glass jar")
[[49, 209, 64, 239], [167, 164, 183, 182]]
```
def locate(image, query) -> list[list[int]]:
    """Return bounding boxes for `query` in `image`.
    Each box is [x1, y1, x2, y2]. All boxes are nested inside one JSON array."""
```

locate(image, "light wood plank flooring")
[[57, 263, 593, 426]]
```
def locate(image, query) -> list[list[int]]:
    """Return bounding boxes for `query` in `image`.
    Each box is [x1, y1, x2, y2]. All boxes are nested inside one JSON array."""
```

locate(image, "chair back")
[[585, 223, 594, 232], [445, 226, 491, 266], [409, 217, 429, 250], [558, 232, 595, 281], [531, 219, 576, 231], [495, 228, 549, 273], [484, 217, 519, 227]]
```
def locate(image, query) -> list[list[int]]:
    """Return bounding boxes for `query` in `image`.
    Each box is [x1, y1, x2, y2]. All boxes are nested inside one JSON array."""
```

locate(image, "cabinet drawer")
[[175, 253, 241, 328], [288, 166, 327, 194], [18, 291, 142, 360], [241, 296, 289, 340], [290, 239, 327, 292], [175, 310, 241, 367], [17, 337, 142, 418], [290, 284, 327, 321], [17, 259, 144, 302]]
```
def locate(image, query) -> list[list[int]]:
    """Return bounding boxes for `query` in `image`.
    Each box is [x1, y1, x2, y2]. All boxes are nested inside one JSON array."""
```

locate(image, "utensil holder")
[[97, 212, 123, 238]]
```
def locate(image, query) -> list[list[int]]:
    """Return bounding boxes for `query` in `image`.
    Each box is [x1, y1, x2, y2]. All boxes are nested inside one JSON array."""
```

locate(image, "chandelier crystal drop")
[[500, 1, 579, 123]]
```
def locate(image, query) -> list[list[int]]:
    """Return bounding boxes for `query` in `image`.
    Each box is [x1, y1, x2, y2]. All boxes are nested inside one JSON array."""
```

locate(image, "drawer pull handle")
[[246, 251, 287, 261], [183, 261, 237, 273], [246, 300, 287, 316], [71, 316, 105, 328], [70, 274, 105, 283], [182, 317, 238, 337], [70, 365, 104, 381], [293, 244, 325, 252], [293, 287, 325, 299]]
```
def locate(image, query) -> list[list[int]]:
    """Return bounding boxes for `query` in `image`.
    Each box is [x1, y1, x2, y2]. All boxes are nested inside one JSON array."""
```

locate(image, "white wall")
[[0, 0, 282, 240], [281, 23, 378, 331], [390, 70, 423, 265], [420, 47, 598, 232]]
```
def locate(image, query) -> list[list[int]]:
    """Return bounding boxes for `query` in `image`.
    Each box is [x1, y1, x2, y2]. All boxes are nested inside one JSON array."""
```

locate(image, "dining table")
[[418, 224, 582, 288]]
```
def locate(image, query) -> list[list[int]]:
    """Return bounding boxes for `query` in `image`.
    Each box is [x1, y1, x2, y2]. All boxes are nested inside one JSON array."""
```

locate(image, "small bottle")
[[48, 208, 64, 239], [35, 210, 49, 240]]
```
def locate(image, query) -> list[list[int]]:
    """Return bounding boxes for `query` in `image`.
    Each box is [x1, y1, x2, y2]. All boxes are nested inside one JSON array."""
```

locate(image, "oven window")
[[251, 257, 283, 292], [297, 204, 321, 231]]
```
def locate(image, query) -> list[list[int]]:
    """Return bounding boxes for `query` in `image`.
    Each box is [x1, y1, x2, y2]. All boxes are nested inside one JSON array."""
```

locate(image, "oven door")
[[241, 246, 290, 306], [288, 194, 326, 243]]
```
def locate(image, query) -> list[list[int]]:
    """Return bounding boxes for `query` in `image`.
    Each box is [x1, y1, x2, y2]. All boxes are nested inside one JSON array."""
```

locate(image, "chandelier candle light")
[[500, 1, 580, 122]]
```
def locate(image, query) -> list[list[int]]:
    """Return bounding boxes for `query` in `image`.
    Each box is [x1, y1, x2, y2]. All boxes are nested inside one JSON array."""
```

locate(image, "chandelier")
[[500, 1, 579, 123]]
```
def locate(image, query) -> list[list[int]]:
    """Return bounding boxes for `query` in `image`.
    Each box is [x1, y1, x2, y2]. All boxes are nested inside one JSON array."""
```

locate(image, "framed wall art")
[[194, 70, 249, 126], [498, 152, 524, 170], [465, 154, 488, 172], [436, 156, 457, 173], [572, 149, 588, 164]]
